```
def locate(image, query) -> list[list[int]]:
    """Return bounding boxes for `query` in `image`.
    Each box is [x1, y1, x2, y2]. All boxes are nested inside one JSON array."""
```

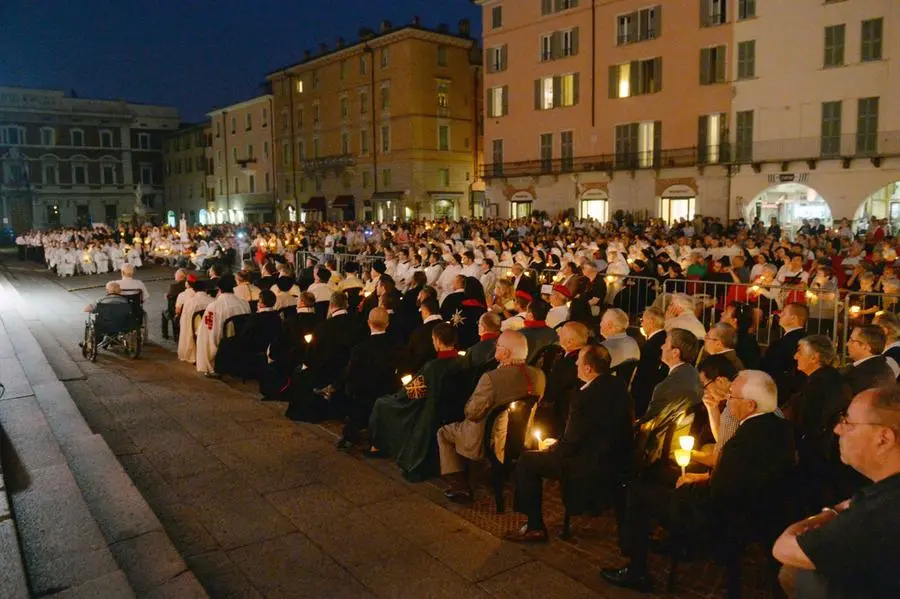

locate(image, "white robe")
[[195, 293, 250, 373], [58, 250, 77, 277], [177, 291, 213, 363], [94, 250, 110, 274]]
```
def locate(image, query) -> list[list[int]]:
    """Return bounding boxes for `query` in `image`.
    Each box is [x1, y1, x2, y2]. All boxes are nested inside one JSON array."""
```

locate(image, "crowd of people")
[[76, 212, 900, 597]]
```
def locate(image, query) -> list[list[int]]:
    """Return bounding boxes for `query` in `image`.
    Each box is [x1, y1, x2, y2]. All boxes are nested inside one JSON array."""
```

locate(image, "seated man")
[[521, 299, 559, 363], [533, 321, 589, 438], [259, 292, 318, 401], [602, 370, 795, 592], [642, 328, 703, 422], [843, 324, 896, 396], [115, 263, 150, 303], [600, 308, 641, 368], [466, 312, 502, 369], [506, 345, 632, 542], [216, 289, 281, 380], [196, 274, 251, 376], [81, 282, 135, 344], [773, 385, 900, 599], [161, 269, 186, 340], [437, 330, 547, 502], [664, 293, 706, 340], [368, 322, 468, 481], [83, 281, 127, 313]]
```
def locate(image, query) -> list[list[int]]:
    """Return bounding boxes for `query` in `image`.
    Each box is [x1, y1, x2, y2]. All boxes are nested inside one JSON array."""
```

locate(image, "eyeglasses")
[[837, 412, 885, 429]]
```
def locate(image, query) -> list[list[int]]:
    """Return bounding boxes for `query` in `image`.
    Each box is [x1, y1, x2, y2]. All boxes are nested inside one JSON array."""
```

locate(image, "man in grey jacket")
[[642, 328, 703, 422], [601, 308, 641, 368]]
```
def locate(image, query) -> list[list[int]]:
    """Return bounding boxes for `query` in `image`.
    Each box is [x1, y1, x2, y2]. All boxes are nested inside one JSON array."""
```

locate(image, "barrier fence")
[[841, 291, 900, 364]]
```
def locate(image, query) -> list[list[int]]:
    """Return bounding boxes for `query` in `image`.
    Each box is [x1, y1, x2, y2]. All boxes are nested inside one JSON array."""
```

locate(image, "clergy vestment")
[[177, 290, 213, 363], [195, 293, 250, 373]]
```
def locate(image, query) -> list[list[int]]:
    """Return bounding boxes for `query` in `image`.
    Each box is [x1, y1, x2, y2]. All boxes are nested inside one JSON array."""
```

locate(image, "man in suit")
[[440, 274, 466, 322], [699, 322, 745, 372], [511, 263, 538, 302], [505, 345, 633, 542], [603, 370, 796, 592], [521, 299, 559, 363], [438, 331, 547, 502], [534, 321, 588, 437], [285, 292, 362, 422], [664, 293, 706, 340], [466, 312, 502, 369], [760, 302, 809, 405], [161, 268, 187, 340], [641, 328, 703, 423], [632, 307, 668, 418], [335, 307, 404, 449], [600, 308, 641, 368], [407, 296, 443, 373], [844, 324, 896, 396]]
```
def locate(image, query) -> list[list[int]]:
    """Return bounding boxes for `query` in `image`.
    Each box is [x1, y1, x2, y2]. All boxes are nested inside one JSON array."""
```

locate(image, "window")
[[282, 142, 290, 166], [233, 176, 239, 193], [735, 110, 754, 162], [491, 5, 503, 29], [614, 121, 660, 168], [820, 101, 842, 158], [701, 0, 727, 27], [381, 84, 391, 110], [617, 6, 660, 45], [265, 172, 271, 192], [313, 103, 320, 125], [283, 178, 290, 193], [138, 133, 150, 150], [857, 97, 879, 155], [560, 131, 574, 171], [71, 129, 84, 146], [439, 168, 450, 187], [263, 141, 269, 158], [219, 179, 225, 195], [437, 81, 450, 108], [438, 125, 450, 151], [102, 164, 116, 185], [700, 46, 727, 84], [40, 127, 55, 146], [230, 116, 236, 134], [437, 45, 447, 67], [232, 147, 238, 163], [261, 107, 268, 127], [140, 165, 153, 184], [541, 35, 553, 62], [360, 91, 369, 114], [216, 150, 223, 166], [359, 55, 368, 75], [362, 171, 371, 189], [382, 168, 392, 187], [281, 110, 289, 131], [342, 172, 352, 189], [216, 121, 222, 137], [42, 161, 58, 185], [341, 96, 349, 120], [541, 29, 580, 61], [248, 144, 254, 159], [488, 86, 509, 117], [313, 70, 320, 89], [360, 130, 370, 155], [540, 134, 553, 172], [698, 113, 726, 164], [249, 174, 256, 193], [738, 0, 755, 20], [824, 25, 845, 67], [313, 137, 321, 158], [861, 18, 883, 62], [542, 0, 579, 14], [488, 45, 508, 72], [298, 139, 306, 160], [492, 139, 504, 176], [340, 60, 347, 80], [535, 74, 580, 109], [297, 106, 304, 129], [562, 29, 578, 57], [380, 125, 391, 153], [296, 79, 304, 94], [72, 162, 88, 185], [341, 132, 351, 155], [609, 58, 661, 98], [245, 113, 252, 130], [737, 40, 755, 79], [380, 48, 390, 68]]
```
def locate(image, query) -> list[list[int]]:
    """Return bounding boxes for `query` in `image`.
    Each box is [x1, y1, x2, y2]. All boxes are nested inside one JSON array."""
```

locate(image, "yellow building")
[[267, 19, 482, 222]]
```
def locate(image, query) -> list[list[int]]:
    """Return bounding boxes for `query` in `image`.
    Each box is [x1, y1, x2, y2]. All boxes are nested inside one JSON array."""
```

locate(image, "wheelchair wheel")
[[83, 325, 98, 362], [123, 329, 142, 360]]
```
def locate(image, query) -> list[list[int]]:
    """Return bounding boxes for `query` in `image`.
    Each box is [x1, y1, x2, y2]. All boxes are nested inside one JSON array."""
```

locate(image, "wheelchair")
[[82, 296, 144, 362]]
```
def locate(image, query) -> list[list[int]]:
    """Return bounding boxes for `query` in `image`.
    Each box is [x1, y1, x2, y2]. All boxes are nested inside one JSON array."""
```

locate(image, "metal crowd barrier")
[[841, 290, 900, 363], [294, 251, 385, 275]]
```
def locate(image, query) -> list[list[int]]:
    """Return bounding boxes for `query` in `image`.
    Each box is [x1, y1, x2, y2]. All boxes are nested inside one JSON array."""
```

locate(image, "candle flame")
[[304, 334, 313, 343], [401, 374, 413, 385], [679, 436, 695, 451]]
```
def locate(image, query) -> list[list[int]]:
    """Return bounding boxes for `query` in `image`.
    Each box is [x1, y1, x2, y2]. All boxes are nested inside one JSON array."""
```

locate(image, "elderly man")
[[760, 302, 809, 405], [438, 330, 546, 502], [600, 308, 640, 368], [632, 307, 668, 417], [773, 385, 900, 598], [114, 263, 149, 303], [535, 321, 590, 437], [195, 275, 251, 376], [467, 312, 502, 368], [162, 269, 187, 340], [844, 325, 896, 396], [664, 293, 706, 340], [700, 322, 744, 371], [641, 328, 703, 422], [82, 281, 128, 313], [603, 370, 795, 592], [546, 284, 571, 329], [521, 299, 559, 363]]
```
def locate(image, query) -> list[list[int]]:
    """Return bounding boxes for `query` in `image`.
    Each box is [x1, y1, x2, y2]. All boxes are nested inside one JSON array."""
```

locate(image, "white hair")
[[736, 370, 778, 414], [602, 308, 629, 333], [105, 281, 121, 294], [499, 330, 528, 362], [121, 263, 135, 278], [671, 293, 695, 313]]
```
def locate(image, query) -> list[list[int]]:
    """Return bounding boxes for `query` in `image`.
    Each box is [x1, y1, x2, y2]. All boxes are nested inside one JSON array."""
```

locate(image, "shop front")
[[659, 184, 697, 225]]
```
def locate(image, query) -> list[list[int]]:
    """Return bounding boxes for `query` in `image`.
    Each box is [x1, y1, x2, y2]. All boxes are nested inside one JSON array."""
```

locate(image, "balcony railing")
[[481, 132, 900, 178], [300, 154, 356, 176]]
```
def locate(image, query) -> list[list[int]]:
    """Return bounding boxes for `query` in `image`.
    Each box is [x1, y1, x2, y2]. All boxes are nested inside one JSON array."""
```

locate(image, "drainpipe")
[[287, 73, 298, 219], [223, 111, 230, 217], [270, 96, 277, 220], [367, 45, 378, 200], [591, 0, 597, 127], [473, 65, 480, 217]]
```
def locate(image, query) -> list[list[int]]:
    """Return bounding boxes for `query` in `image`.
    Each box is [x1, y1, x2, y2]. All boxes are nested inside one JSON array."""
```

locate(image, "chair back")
[[529, 344, 565, 376], [192, 309, 206, 335], [224, 314, 251, 339], [483, 394, 539, 467], [121, 289, 143, 305], [94, 297, 138, 335], [634, 398, 692, 472], [613, 358, 639, 390]]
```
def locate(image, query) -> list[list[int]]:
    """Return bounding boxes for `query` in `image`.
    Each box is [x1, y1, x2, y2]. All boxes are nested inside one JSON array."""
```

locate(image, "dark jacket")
[[759, 327, 807, 405], [642, 363, 702, 423], [306, 313, 362, 388], [536, 350, 580, 437], [522, 325, 559, 364], [344, 332, 404, 405], [843, 355, 896, 397], [467, 336, 499, 369], [885, 346, 900, 381], [406, 318, 442, 374], [631, 330, 668, 418]]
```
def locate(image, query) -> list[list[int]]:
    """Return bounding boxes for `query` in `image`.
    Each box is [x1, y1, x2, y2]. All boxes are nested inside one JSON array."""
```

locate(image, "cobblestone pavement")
[[1, 255, 772, 598]]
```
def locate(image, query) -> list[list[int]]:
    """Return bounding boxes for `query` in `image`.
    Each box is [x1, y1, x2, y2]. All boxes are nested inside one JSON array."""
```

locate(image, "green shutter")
[[571, 27, 580, 55], [542, 0, 553, 16], [700, 0, 708, 27], [534, 79, 542, 110], [628, 12, 639, 42], [572, 73, 580, 105], [653, 121, 662, 167], [698, 115, 708, 163], [715, 46, 726, 82], [501, 86, 509, 116], [700, 48, 710, 84], [550, 31, 562, 60], [629, 60, 640, 95], [552, 75, 562, 108], [609, 65, 619, 99], [654, 57, 663, 92], [500, 45, 508, 71], [653, 5, 662, 37]]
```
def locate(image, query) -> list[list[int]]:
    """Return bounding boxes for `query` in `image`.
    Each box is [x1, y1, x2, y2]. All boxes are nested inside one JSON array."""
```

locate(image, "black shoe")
[[600, 566, 653, 593], [443, 487, 473, 504], [362, 448, 386, 459]]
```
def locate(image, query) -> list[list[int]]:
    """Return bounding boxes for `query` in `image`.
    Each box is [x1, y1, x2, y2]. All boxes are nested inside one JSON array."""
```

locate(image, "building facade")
[[0, 87, 179, 231], [162, 122, 212, 226], [267, 20, 481, 222], [207, 95, 277, 224], [478, 0, 900, 232]]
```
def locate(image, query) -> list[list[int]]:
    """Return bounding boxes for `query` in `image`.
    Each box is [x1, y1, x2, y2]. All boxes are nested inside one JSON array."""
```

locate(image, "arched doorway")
[[198, 209, 209, 225], [854, 182, 900, 234], [744, 183, 832, 238], [166, 210, 176, 228], [580, 189, 609, 222]]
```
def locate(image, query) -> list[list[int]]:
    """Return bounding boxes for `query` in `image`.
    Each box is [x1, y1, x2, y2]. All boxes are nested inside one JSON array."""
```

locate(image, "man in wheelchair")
[[81, 282, 143, 356]]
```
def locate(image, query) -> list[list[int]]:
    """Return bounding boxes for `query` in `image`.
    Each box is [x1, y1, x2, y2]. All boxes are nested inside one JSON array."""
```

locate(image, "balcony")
[[236, 156, 257, 170], [300, 154, 356, 176], [731, 131, 900, 168]]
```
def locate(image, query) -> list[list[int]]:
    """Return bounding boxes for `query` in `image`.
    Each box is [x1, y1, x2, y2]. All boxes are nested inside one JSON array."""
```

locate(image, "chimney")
[[411, 15, 421, 27], [459, 19, 471, 37], [303, 49, 312, 61], [359, 27, 375, 40], [437, 23, 449, 33], [380, 20, 392, 33], [318, 42, 328, 54], [336, 37, 345, 48]]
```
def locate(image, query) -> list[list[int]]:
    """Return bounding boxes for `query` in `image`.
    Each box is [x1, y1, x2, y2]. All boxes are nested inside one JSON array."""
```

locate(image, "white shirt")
[[423, 314, 443, 324], [115, 278, 150, 302], [307, 282, 333, 303]]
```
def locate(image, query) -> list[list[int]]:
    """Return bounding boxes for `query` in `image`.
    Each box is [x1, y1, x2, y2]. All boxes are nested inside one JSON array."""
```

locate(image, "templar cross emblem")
[[450, 309, 466, 327]]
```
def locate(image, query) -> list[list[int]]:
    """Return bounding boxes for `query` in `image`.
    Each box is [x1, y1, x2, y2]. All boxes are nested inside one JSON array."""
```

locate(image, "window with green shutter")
[[700, 46, 726, 84], [737, 40, 755, 79], [861, 18, 883, 62], [735, 110, 754, 162], [856, 97, 879, 155], [824, 25, 845, 67], [820, 101, 842, 158], [560, 131, 574, 172], [540, 134, 553, 173], [738, 0, 755, 20]]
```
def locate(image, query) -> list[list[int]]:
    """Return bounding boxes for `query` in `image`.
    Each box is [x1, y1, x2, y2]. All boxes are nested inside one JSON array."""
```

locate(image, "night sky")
[[0, 0, 481, 122]]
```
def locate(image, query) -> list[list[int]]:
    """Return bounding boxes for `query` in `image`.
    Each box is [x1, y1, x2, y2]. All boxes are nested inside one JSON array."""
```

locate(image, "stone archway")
[[853, 181, 900, 233], [744, 183, 833, 238]]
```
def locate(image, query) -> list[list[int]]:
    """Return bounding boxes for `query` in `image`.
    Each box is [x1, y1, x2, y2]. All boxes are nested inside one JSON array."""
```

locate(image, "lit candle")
[[876, 310, 886, 317], [401, 374, 413, 385], [679, 436, 695, 452], [606, 276, 615, 284], [674, 448, 691, 478], [750, 285, 760, 293], [508, 401, 518, 410], [304, 334, 313, 343], [506, 270, 513, 277], [850, 305, 861, 315], [457, 350, 466, 356]]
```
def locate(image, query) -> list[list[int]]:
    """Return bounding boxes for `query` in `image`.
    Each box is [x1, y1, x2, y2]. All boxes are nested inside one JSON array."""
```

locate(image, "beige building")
[[267, 19, 481, 222], [207, 95, 277, 224], [162, 122, 211, 225], [729, 0, 900, 234]]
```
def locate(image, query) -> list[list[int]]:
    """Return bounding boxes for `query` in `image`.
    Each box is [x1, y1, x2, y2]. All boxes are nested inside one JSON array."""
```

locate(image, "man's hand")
[[676, 472, 709, 488]]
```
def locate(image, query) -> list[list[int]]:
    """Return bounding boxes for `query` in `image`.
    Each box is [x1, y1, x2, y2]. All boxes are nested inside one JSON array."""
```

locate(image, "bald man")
[[336, 307, 405, 449]]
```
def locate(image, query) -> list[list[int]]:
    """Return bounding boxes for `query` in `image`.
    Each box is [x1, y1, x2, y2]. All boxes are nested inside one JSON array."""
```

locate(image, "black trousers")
[[513, 450, 563, 528], [619, 481, 676, 573], [161, 309, 179, 339], [332, 393, 376, 444]]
